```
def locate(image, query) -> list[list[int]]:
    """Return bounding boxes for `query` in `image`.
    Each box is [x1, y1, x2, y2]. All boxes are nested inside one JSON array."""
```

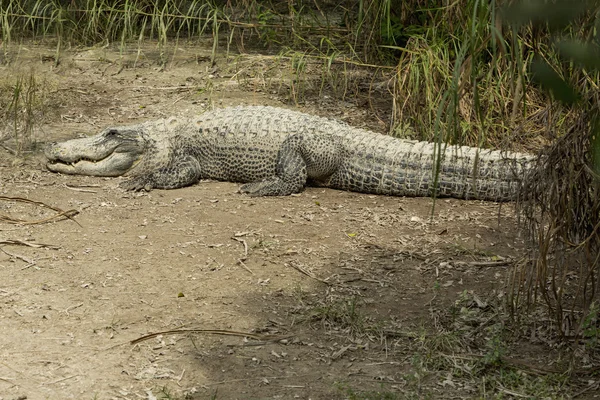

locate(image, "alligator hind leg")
[[240, 133, 341, 197]]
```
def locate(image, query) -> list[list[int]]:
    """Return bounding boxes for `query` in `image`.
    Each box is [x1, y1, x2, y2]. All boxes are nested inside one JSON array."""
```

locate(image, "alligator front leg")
[[240, 133, 341, 196], [120, 155, 202, 191]]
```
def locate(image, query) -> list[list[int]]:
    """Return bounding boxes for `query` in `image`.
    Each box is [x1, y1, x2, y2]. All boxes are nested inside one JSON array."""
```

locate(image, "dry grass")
[[0, 68, 49, 156], [515, 113, 600, 340]]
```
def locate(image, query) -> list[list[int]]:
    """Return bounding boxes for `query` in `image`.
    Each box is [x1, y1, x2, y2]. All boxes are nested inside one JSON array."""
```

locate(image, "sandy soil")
[[0, 43, 533, 400]]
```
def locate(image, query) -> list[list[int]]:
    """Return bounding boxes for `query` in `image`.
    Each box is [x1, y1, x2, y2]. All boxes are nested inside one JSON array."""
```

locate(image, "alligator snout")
[[44, 132, 145, 176]]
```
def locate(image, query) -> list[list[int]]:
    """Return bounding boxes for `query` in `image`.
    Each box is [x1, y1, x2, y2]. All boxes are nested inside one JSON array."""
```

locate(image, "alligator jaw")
[[45, 129, 145, 177], [46, 151, 140, 176]]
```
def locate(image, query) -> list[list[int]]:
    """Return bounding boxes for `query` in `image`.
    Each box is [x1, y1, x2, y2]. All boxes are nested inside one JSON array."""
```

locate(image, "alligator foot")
[[239, 177, 304, 197], [119, 177, 154, 191]]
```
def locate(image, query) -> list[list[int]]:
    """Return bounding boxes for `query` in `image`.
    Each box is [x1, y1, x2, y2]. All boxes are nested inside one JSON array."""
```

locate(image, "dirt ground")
[[0, 43, 565, 400]]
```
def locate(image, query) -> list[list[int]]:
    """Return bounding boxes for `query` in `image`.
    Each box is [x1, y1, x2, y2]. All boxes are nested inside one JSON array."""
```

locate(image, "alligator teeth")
[[67, 159, 101, 165]]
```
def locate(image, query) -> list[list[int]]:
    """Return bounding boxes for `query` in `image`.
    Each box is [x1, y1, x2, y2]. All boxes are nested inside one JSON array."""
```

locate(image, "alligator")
[[45, 106, 534, 201]]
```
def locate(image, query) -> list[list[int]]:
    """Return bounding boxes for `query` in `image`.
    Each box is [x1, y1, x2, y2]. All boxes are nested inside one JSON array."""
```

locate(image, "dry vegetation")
[[0, 0, 599, 398]]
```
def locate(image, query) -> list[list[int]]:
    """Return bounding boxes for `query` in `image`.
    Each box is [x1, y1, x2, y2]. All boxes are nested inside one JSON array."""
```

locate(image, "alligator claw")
[[119, 177, 153, 192], [239, 182, 262, 196], [240, 178, 302, 196]]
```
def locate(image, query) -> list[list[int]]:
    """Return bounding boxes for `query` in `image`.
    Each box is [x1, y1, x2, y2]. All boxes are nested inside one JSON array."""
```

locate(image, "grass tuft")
[[0, 68, 47, 156]]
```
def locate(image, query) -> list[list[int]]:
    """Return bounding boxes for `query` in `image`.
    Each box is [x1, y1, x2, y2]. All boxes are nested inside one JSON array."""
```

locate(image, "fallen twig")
[[573, 381, 600, 398], [131, 328, 292, 345], [237, 259, 254, 274], [455, 259, 514, 268], [0, 143, 16, 155], [44, 375, 80, 385], [0, 240, 59, 250], [231, 237, 248, 257], [0, 196, 80, 226], [127, 85, 198, 90], [63, 184, 98, 193], [285, 262, 330, 285], [19, 263, 37, 271], [0, 247, 35, 264]]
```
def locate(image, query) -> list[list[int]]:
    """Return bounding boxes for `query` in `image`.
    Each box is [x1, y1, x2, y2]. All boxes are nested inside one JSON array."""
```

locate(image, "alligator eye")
[[106, 129, 119, 137]]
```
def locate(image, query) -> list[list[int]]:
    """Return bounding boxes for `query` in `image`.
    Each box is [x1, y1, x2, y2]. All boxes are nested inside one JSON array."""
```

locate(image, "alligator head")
[[45, 127, 146, 177]]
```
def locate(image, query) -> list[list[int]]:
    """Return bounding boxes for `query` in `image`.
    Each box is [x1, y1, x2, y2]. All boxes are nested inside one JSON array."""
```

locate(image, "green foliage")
[[581, 302, 600, 348], [255, 5, 278, 45], [481, 332, 505, 369]]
